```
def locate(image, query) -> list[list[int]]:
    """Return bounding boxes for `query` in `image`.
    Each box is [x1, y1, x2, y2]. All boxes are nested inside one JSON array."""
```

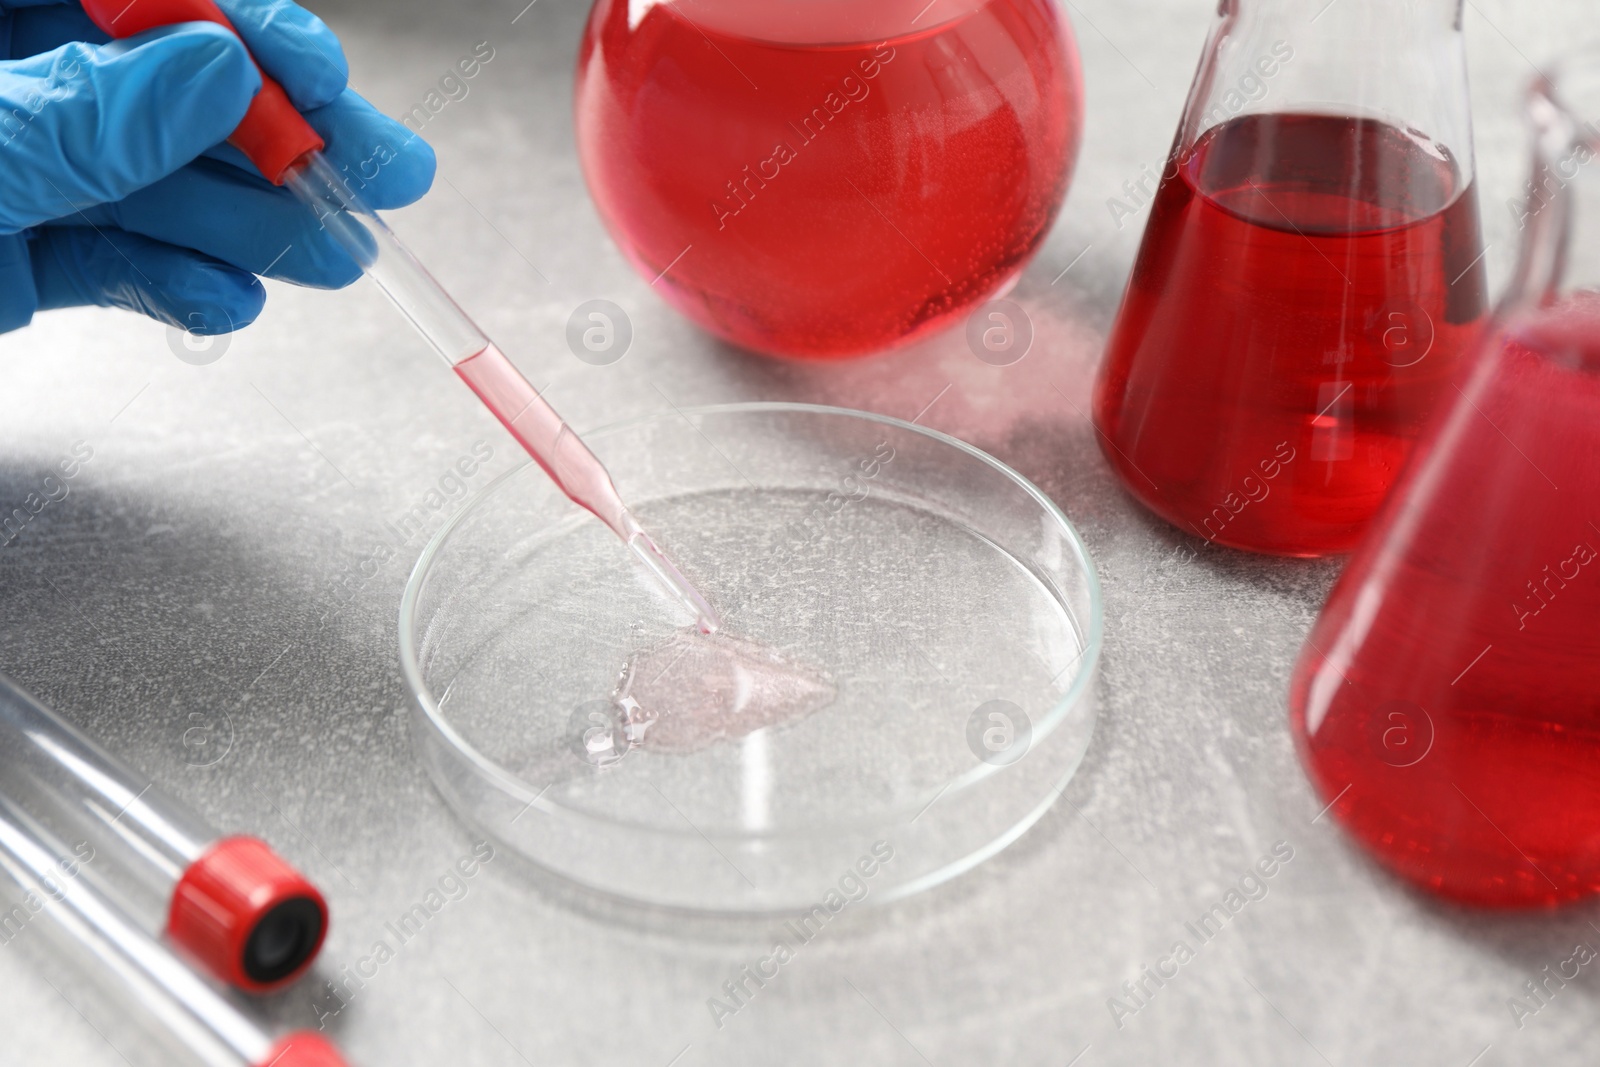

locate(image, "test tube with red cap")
[[0, 792, 347, 1067], [0, 676, 327, 993]]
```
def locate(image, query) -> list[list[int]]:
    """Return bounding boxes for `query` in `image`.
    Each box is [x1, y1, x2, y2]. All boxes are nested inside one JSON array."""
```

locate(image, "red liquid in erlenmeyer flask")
[[1291, 297, 1600, 907], [575, 0, 1081, 358], [1095, 113, 1489, 556]]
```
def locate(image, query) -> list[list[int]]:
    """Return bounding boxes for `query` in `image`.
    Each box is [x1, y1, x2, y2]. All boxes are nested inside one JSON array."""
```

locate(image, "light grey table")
[[1, 0, 1593, 1063]]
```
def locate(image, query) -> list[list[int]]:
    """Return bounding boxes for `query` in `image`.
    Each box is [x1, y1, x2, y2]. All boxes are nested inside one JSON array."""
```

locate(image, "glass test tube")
[[0, 676, 326, 991], [0, 793, 346, 1067]]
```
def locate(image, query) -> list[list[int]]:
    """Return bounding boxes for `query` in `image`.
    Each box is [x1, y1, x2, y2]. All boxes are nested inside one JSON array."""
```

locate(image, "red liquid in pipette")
[[1291, 298, 1600, 907], [455, 344, 721, 632], [1095, 113, 1489, 556], [576, 0, 1081, 358], [454, 344, 629, 537]]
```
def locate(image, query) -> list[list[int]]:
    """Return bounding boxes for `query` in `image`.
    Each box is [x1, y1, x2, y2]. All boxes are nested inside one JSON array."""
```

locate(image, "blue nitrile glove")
[[0, 0, 435, 335]]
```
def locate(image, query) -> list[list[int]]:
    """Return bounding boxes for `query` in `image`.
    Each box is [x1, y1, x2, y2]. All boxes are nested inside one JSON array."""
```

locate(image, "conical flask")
[[1093, 0, 1489, 556], [1289, 56, 1600, 907]]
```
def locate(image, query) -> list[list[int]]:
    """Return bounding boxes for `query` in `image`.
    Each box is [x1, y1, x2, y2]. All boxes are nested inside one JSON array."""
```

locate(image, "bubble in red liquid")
[[574, 0, 1083, 359], [1290, 295, 1600, 908], [1094, 113, 1490, 556]]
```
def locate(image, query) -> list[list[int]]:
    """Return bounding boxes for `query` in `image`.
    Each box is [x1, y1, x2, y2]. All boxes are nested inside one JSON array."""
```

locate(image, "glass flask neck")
[[1180, 0, 1472, 182], [629, 0, 992, 45], [1505, 57, 1600, 313]]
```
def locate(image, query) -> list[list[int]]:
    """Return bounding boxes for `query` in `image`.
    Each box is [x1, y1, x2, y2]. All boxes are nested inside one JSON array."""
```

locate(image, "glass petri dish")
[[399, 403, 1101, 914]]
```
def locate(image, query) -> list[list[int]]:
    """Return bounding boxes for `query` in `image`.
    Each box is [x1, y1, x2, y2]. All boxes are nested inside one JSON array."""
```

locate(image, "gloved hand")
[[0, 0, 435, 335]]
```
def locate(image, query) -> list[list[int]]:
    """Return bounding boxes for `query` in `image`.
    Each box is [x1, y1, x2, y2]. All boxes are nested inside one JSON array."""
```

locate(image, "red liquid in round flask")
[[1289, 63, 1600, 907], [1092, 2, 1488, 556], [574, 0, 1082, 359]]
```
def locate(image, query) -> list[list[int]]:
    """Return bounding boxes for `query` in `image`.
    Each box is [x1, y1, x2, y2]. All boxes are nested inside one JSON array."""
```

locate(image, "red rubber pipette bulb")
[[79, 0, 324, 183]]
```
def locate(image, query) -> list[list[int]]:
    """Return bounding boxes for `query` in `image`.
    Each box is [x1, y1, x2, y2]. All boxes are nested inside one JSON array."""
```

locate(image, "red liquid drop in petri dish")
[[1094, 113, 1490, 556], [574, 0, 1082, 359], [1291, 295, 1600, 907]]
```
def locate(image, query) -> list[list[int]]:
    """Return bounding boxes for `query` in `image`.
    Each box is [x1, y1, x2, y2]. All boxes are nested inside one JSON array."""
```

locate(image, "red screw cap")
[[78, 0, 325, 183], [256, 1031, 349, 1067], [168, 836, 328, 993]]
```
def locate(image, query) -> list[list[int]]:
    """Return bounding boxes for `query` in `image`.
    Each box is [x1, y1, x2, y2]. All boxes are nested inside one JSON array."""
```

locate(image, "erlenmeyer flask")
[[1093, 0, 1489, 556], [1289, 57, 1600, 907]]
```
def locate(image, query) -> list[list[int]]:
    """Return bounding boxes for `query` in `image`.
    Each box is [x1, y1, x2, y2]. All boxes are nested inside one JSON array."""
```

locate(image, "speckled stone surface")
[[1, 1, 1594, 1064]]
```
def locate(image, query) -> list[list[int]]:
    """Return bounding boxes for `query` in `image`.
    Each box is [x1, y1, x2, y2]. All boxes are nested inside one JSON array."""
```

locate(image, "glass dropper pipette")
[[80, 0, 720, 635], [280, 153, 721, 633]]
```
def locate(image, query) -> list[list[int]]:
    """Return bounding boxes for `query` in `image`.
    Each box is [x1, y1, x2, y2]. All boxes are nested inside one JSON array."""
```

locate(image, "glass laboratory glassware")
[[1289, 56, 1600, 907], [1093, 0, 1489, 556], [574, 0, 1084, 359], [0, 793, 347, 1067], [0, 675, 327, 992], [401, 404, 1102, 914]]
